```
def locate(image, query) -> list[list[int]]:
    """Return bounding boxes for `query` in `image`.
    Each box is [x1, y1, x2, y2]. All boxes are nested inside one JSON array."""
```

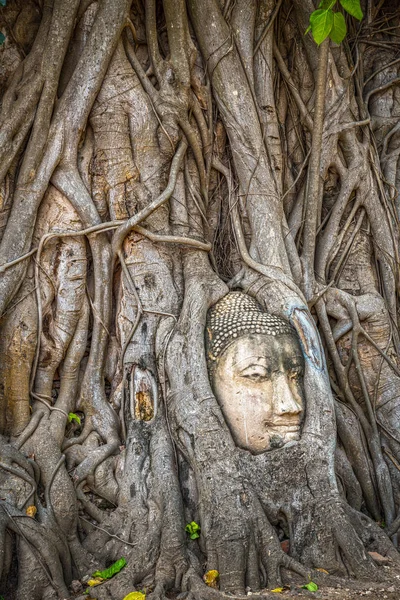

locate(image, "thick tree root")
[[0, 501, 70, 599], [1, 1, 400, 598]]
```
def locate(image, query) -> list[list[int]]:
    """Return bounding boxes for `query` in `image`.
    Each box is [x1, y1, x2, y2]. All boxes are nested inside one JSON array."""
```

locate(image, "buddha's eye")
[[243, 373, 264, 382], [239, 366, 270, 381]]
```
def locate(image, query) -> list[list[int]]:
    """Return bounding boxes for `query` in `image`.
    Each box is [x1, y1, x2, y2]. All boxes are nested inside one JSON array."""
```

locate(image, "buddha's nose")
[[273, 374, 303, 415]]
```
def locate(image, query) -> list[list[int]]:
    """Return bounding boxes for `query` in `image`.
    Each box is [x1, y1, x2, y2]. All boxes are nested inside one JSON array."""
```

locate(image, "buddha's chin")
[[277, 427, 301, 442], [236, 426, 301, 454], [267, 427, 301, 450]]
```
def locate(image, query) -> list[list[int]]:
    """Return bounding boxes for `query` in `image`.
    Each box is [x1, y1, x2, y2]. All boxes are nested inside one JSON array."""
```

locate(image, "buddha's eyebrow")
[[231, 354, 272, 368]]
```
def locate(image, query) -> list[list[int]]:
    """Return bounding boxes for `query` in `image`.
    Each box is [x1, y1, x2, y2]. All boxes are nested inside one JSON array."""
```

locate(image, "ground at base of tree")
[[66, 565, 400, 600], [2, 0, 400, 598], [70, 591, 400, 600]]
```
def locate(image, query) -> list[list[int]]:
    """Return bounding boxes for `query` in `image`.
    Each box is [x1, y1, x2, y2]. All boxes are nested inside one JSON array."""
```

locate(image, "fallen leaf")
[[87, 577, 104, 587], [280, 540, 290, 553], [92, 557, 127, 580], [26, 505, 37, 518], [204, 569, 219, 588], [302, 581, 318, 592], [316, 568, 329, 574], [123, 593, 146, 600], [368, 551, 390, 565], [271, 587, 284, 592]]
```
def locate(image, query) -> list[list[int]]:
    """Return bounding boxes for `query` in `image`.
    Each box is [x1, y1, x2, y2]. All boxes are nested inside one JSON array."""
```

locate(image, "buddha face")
[[211, 332, 305, 454]]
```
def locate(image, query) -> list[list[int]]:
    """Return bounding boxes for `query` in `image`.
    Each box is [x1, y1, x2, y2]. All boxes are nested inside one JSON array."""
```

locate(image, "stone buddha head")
[[206, 292, 305, 454]]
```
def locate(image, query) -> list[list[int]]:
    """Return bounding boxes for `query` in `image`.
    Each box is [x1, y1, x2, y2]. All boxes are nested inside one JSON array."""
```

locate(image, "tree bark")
[[1, 1, 400, 598]]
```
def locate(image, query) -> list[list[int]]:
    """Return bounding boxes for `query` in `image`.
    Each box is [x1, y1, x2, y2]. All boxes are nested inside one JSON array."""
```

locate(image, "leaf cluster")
[[185, 520, 201, 539], [306, 0, 363, 45], [68, 412, 81, 425]]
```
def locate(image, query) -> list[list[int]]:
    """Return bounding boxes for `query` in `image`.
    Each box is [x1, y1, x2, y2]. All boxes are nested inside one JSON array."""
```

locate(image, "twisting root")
[[212, 156, 306, 301], [0, 501, 71, 598], [112, 140, 188, 255], [45, 454, 66, 519], [0, 462, 36, 509], [14, 410, 45, 450]]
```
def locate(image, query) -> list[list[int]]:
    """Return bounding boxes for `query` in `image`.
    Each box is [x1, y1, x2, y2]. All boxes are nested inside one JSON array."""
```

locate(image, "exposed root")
[[0, 501, 71, 599], [1, 1, 400, 598]]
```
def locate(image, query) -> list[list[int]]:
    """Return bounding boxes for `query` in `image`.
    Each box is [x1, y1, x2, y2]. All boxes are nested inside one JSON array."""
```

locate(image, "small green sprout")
[[68, 412, 81, 425], [185, 521, 201, 539]]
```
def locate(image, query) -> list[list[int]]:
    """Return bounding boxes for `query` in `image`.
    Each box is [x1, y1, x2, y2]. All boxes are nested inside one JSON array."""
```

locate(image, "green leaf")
[[318, 0, 336, 9], [185, 521, 201, 540], [329, 11, 347, 43], [339, 0, 363, 20], [68, 412, 81, 425], [0, 0, 6, 6], [92, 557, 127, 580], [309, 9, 334, 45], [302, 581, 319, 592], [0, 32, 5, 45]]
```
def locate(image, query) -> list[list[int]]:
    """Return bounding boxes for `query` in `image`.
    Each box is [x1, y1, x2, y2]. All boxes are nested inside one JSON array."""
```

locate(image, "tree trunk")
[[1, 1, 400, 598]]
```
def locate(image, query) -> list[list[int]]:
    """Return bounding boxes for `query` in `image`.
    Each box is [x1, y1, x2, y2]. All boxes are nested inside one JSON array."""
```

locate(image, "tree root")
[[0, 501, 71, 599]]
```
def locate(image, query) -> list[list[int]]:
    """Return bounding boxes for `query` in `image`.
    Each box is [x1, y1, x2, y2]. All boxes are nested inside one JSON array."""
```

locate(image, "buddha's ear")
[[290, 308, 323, 371]]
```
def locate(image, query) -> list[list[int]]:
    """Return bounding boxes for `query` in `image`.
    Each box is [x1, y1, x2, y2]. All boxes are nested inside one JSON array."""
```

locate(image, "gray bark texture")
[[1, 0, 400, 598]]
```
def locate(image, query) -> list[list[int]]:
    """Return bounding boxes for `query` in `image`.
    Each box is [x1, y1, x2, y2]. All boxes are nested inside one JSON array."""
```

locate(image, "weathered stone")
[[207, 292, 305, 454]]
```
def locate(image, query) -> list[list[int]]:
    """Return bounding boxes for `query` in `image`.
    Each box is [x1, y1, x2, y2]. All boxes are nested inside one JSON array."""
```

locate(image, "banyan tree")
[[1, 0, 400, 598]]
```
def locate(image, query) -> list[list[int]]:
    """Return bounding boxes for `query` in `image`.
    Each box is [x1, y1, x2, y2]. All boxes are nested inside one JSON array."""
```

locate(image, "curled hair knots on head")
[[206, 292, 295, 372]]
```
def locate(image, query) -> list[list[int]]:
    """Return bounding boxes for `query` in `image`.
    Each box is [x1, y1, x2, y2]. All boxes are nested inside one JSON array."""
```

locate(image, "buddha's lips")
[[265, 421, 302, 429], [265, 424, 301, 433]]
